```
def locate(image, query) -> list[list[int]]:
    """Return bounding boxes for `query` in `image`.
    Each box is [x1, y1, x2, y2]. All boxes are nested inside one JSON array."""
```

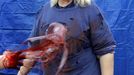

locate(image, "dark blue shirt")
[[30, 1, 116, 75]]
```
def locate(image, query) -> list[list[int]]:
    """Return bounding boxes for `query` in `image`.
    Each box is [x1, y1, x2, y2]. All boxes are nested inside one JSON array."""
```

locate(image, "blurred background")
[[0, 0, 133, 75]]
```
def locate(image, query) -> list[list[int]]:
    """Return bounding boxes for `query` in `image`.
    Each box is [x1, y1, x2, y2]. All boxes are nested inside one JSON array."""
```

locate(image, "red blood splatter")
[[20, 34, 65, 62], [2, 33, 64, 68], [2, 22, 68, 75], [2, 50, 21, 68]]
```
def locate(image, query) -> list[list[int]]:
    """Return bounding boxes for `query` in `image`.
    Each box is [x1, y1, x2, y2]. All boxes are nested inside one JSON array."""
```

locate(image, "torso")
[[37, 2, 101, 75]]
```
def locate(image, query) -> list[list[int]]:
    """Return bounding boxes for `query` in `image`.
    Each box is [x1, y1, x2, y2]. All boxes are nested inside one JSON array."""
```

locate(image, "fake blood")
[[3, 51, 21, 68], [2, 22, 68, 75], [3, 34, 63, 68]]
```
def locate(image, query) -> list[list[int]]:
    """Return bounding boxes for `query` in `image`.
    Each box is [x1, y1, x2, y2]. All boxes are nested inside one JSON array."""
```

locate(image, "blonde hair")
[[50, 0, 92, 7]]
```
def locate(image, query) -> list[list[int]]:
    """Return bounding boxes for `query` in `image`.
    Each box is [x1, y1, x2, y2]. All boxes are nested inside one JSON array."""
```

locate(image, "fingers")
[[17, 59, 36, 75], [25, 51, 44, 59], [17, 50, 43, 74], [22, 59, 35, 68], [18, 66, 31, 75], [18, 53, 37, 67], [19, 51, 37, 60]]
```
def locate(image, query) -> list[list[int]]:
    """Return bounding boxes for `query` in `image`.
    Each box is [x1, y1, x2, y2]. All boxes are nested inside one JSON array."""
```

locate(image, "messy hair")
[[50, 0, 92, 7]]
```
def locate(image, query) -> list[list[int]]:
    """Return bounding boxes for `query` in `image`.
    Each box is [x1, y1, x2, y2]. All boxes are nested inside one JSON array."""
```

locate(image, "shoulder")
[[82, 2, 100, 14], [37, 1, 51, 14], [35, 1, 51, 19], [77, 1, 101, 18], [84, 2, 103, 21], [42, 1, 51, 9]]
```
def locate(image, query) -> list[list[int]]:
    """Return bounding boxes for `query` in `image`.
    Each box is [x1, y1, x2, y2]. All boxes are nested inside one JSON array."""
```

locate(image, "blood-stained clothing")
[[30, 1, 116, 75]]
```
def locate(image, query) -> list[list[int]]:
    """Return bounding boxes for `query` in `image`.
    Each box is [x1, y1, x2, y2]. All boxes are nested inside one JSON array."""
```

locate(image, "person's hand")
[[17, 51, 37, 75], [0, 50, 23, 69]]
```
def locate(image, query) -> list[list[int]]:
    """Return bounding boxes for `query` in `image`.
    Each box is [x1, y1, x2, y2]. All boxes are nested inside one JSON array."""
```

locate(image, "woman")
[[19, 0, 116, 75]]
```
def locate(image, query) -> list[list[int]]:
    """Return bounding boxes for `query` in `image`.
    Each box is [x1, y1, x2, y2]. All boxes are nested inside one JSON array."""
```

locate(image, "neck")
[[58, 0, 73, 7]]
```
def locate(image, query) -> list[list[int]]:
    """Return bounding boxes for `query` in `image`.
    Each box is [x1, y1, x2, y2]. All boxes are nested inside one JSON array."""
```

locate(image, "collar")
[[55, 1, 75, 9]]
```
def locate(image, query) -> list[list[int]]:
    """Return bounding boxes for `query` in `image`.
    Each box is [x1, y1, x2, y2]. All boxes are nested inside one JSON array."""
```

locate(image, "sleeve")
[[29, 7, 44, 38], [28, 6, 46, 46], [89, 3, 116, 56]]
